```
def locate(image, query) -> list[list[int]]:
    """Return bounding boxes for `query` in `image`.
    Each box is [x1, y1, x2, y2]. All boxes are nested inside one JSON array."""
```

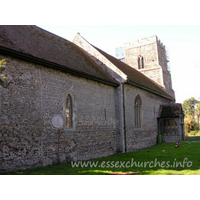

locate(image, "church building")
[[0, 26, 184, 172]]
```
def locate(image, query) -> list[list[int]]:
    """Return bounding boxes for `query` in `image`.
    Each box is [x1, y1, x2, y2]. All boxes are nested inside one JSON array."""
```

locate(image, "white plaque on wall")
[[52, 115, 63, 129]]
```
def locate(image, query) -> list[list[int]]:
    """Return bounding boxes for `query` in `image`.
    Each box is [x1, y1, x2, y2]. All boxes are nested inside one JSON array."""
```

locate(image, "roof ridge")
[[93, 45, 174, 100], [72, 42, 119, 84], [73, 33, 127, 83]]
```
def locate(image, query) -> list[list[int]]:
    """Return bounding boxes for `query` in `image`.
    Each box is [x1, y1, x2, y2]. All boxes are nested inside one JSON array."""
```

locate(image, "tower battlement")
[[124, 35, 165, 50], [118, 35, 175, 98]]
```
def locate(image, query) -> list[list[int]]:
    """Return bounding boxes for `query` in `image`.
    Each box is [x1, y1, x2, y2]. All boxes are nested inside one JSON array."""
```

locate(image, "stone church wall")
[[124, 84, 171, 152], [123, 36, 175, 98], [124, 40, 158, 70], [124, 39, 164, 88], [0, 55, 117, 172]]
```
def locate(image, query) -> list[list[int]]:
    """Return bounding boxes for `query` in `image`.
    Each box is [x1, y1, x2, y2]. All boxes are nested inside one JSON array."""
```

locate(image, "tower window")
[[138, 55, 145, 69], [135, 95, 142, 128], [66, 94, 73, 128]]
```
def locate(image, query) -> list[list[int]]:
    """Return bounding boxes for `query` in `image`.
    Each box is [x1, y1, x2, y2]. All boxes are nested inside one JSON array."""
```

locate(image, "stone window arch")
[[138, 55, 145, 69], [66, 94, 73, 128], [135, 95, 142, 128]]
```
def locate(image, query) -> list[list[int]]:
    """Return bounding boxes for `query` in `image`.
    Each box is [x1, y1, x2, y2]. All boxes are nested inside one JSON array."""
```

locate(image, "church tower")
[[116, 35, 175, 98]]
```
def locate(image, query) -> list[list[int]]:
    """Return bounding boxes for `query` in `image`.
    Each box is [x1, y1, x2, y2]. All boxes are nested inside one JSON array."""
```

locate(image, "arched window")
[[138, 55, 144, 69], [135, 95, 142, 128], [66, 94, 73, 128]]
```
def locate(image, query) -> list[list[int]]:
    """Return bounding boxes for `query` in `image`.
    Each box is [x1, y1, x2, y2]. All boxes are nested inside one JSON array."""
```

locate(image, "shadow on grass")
[[1, 142, 200, 175], [185, 136, 200, 141]]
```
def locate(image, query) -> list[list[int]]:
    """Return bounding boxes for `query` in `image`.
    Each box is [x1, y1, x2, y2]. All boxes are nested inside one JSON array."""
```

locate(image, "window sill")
[[63, 127, 75, 134], [133, 127, 143, 131]]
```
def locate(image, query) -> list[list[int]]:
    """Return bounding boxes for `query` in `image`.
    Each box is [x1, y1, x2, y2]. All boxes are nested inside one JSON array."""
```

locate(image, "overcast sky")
[[38, 25, 200, 103]]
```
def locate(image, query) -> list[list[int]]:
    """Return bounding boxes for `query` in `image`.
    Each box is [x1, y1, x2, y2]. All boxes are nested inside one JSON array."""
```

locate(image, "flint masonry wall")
[[0, 55, 117, 172], [73, 34, 126, 153], [124, 84, 171, 152]]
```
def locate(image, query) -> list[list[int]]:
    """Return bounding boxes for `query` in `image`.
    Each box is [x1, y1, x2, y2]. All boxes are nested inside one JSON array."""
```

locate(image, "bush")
[[184, 117, 199, 134], [188, 130, 200, 136], [184, 118, 192, 134]]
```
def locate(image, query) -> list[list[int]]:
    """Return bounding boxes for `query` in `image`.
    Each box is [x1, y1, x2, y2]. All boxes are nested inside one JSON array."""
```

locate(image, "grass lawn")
[[185, 136, 200, 141], [1, 142, 200, 175]]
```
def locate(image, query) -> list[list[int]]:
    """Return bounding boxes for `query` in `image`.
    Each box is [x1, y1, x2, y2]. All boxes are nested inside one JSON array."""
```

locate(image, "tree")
[[184, 117, 192, 133], [0, 59, 9, 87], [182, 97, 198, 119], [183, 97, 200, 132], [195, 102, 200, 128]]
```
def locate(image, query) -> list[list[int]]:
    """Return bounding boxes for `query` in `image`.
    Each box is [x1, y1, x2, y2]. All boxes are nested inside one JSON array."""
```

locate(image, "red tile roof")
[[158, 104, 183, 118]]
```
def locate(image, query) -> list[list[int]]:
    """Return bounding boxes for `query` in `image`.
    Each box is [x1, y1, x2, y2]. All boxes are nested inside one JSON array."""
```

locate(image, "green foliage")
[[0, 59, 6, 73], [183, 97, 200, 132], [0, 59, 9, 86], [187, 130, 200, 137], [184, 117, 192, 133], [195, 102, 200, 126], [182, 97, 198, 118]]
